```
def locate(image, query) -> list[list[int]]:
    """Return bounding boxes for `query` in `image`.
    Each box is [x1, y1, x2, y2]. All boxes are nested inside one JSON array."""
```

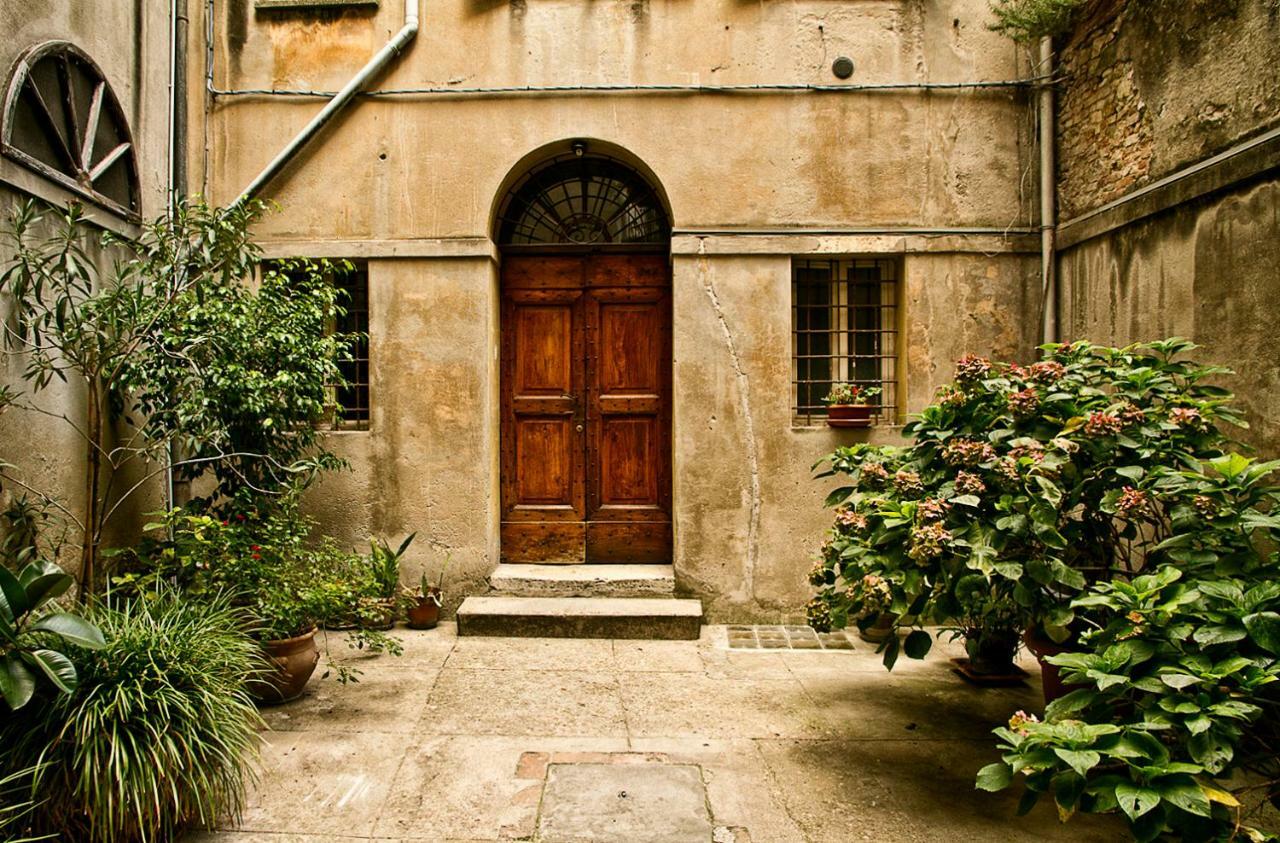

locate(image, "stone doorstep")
[[489, 563, 676, 598], [456, 596, 703, 640]]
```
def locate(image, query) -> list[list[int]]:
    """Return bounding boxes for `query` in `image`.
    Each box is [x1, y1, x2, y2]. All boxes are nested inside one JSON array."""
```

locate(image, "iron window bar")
[[792, 258, 899, 427]]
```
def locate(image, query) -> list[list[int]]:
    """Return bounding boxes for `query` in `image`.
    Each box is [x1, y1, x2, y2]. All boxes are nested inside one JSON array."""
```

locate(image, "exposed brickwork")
[[1055, 2, 1153, 220], [1055, 0, 1280, 220]]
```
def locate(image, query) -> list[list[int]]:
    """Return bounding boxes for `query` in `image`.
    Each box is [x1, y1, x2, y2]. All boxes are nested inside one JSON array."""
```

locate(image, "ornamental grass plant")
[[0, 591, 264, 843]]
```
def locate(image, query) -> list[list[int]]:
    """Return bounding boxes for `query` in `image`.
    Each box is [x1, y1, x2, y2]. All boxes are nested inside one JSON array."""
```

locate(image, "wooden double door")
[[500, 253, 672, 564]]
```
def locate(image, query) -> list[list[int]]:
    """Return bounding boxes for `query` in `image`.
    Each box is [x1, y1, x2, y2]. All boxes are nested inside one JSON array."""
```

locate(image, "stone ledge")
[[457, 596, 703, 640], [489, 563, 676, 599]]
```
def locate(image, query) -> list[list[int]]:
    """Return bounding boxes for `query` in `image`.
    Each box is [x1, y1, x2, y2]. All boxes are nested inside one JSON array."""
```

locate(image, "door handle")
[[575, 424, 584, 432]]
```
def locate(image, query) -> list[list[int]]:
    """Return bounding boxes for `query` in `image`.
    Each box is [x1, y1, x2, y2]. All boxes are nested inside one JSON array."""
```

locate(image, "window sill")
[[255, 0, 378, 9]]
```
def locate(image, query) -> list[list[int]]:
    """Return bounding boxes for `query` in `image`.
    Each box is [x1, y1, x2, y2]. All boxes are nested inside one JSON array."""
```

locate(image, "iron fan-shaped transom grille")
[[498, 156, 669, 247], [1, 41, 141, 219]]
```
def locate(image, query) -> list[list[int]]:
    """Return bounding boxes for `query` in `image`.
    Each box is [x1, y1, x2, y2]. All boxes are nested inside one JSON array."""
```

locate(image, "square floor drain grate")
[[726, 625, 854, 651]]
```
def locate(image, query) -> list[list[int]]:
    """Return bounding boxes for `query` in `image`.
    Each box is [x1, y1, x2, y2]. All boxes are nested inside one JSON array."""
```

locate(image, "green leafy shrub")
[[988, 0, 1086, 42], [809, 339, 1280, 840], [0, 591, 263, 842], [977, 454, 1280, 841], [809, 339, 1240, 666], [110, 497, 402, 681]]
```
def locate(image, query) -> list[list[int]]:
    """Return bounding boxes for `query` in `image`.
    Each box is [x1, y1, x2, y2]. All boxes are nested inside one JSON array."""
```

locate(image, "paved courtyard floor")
[[188, 624, 1122, 842]]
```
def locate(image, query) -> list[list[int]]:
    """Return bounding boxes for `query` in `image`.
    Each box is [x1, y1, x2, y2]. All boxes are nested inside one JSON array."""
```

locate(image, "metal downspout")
[[233, 0, 420, 205], [1038, 36, 1058, 345]]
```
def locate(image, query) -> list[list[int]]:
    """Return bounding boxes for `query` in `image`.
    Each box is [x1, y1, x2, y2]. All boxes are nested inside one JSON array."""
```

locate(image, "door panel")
[[501, 282, 586, 563], [501, 254, 671, 563], [585, 282, 672, 561]]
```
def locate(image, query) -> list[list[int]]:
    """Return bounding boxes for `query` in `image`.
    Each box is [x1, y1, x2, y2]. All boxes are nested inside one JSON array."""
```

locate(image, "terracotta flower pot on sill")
[[826, 404, 876, 429], [250, 627, 321, 705]]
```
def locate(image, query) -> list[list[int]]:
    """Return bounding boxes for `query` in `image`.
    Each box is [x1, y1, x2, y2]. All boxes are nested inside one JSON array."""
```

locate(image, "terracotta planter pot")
[[826, 404, 875, 429], [858, 613, 896, 644], [1024, 628, 1083, 707], [407, 590, 442, 630], [251, 628, 320, 705]]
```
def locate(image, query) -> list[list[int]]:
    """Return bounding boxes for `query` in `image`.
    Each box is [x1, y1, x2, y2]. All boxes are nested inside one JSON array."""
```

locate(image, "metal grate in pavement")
[[726, 625, 854, 651]]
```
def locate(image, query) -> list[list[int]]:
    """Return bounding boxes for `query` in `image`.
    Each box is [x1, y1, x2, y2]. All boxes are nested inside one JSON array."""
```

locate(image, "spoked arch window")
[[497, 155, 669, 248], [1, 41, 141, 219]]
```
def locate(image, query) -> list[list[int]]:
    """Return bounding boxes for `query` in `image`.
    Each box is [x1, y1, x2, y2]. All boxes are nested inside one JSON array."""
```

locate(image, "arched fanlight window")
[[1, 41, 141, 219], [497, 155, 669, 248]]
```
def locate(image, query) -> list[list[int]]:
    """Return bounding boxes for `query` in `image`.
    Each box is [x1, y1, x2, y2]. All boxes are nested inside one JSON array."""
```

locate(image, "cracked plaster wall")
[[195, 0, 1043, 617], [0, 1, 174, 573]]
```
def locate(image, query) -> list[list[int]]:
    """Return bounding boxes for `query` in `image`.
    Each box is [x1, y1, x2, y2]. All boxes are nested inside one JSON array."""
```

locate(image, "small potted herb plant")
[[360, 533, 415, 630], [823, 383, 881, 428], [404, 553, 449, 630]]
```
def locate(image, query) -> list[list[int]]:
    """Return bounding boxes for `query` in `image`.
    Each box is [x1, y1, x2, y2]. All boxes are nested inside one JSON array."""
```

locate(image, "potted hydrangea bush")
[[810, 340, 1244, 695]]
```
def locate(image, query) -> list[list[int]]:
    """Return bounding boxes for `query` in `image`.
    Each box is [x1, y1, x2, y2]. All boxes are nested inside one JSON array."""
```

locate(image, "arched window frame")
[[1, 41, 141, 221], [496, 154, 670, 250]]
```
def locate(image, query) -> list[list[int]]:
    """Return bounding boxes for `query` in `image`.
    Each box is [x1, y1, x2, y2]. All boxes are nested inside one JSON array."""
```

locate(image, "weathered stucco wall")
[[1055, 0, 1280, 458], [0, 2, 172, 568], [1059, 178, 1280, 454], [198, 0, 1043, 619], [673, 249, 1037, 621]]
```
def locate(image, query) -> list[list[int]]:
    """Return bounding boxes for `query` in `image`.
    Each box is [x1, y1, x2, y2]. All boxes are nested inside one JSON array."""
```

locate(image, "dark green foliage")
[[0, 199, 356, 594], [988, 0, 1086, 42], [808, 339, 1278, 840], [111, 496, 403, 682], [0, 592, 263, 842], [0, 560, 105, 710]]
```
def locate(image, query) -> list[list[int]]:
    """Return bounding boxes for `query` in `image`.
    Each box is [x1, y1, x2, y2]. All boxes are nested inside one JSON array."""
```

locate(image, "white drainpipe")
[[233, 0, 420, 204], [1038, 36, 1058, 344]]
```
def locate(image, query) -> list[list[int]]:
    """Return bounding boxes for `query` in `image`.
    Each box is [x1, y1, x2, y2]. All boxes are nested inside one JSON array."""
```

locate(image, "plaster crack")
[[696, 240, 761, 605]]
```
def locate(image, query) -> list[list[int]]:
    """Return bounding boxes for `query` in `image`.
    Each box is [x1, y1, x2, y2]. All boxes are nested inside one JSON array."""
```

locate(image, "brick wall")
[[1055, 3, 1152, 220], [1055, 0, 1280, 220]]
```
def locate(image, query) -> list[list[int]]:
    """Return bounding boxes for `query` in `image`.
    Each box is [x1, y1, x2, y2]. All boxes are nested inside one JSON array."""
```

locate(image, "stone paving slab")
[[186, 624, 1124, 842]]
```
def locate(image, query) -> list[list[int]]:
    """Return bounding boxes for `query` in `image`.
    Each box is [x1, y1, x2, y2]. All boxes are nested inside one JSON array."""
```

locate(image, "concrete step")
[[488, 563, 676, 598], [456, 596, 703, 640]]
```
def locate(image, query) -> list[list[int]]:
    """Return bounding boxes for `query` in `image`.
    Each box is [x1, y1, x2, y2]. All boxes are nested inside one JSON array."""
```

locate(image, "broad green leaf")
[[25, 649, 77, 695], [903, 630, 933, 660], [1192, 624, 1246, 646], [30, 613, 106, 649], [1160, 673, 1200, 690], [0, 567, 27, 619], [1158, 777, 1210, 817], [0, 657, 36, 710], [1188, 731, 1233, 774], [1053, 748, 1100, 777], [1115, 782, 1161, 820], [1244, 612, 1280, 654], [975, 762, 1012, 792], [22, 572, 72, 610]]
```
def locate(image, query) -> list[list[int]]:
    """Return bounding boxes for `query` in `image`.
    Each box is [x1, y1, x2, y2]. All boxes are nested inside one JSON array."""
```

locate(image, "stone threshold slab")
[[457, 596, 703, 640], [490, 564, 676, 598]]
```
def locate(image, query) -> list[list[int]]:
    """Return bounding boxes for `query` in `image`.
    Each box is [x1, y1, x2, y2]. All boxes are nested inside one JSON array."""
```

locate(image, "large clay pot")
[[858, 613, 896, 644], [1024, 628, 1082, 707], [251, 628, 320, 705], [826, 404, 875, 429], [406, 590, 442, 630]]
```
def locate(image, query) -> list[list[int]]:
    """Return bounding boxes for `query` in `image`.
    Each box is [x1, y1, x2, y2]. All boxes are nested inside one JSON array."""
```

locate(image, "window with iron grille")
[[792, 258, 899, 426], [266, 260, 370, 430], [331, 263, 370, 429]]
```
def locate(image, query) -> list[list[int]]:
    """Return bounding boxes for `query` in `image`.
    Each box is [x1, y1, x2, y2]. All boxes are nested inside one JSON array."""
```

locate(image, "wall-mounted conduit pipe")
[[232, 0, 420, 204], [1038, 36, 1058, 345]]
